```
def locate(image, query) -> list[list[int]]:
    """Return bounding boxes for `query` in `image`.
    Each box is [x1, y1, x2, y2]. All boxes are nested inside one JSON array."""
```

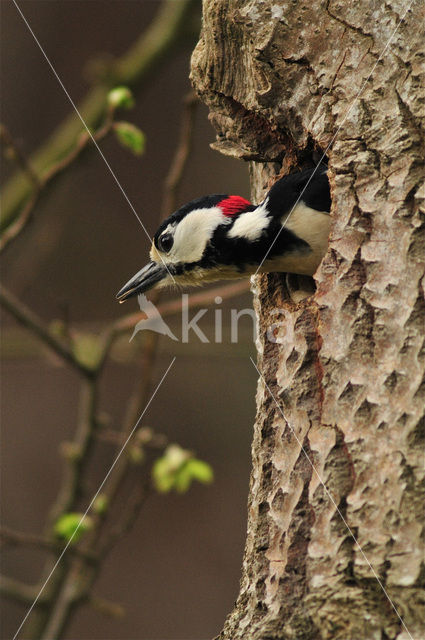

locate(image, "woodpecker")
[[116, 165, 330, 303]]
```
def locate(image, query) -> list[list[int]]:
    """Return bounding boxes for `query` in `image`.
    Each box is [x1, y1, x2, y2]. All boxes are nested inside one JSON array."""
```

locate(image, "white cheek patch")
[[166, 207, 230, 264], [227, 198, 270, 241]]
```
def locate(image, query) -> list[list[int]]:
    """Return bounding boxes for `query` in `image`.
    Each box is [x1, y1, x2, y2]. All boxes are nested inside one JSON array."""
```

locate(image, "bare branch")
[[98, 476, 152, 558], [88, 595, 125, 619], [113, 279, 250, 335], [0, 124, 40, 188], [0, 575, 45, 607], [0, 286, 94, 378], [161, 91, 198, 218], [0, 527, 97, 564], [32, 88, 204, 640], [46, 379, 98, 530], [1, 0, 200, 232], [0, 119, 112, 252]]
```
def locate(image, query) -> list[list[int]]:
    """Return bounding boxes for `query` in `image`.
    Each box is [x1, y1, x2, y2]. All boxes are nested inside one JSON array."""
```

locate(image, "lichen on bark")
[[191, 1, 424, 638]]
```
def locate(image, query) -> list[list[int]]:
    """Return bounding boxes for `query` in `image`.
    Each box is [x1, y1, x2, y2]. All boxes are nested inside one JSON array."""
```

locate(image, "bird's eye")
[[157, 232, 174, 253]]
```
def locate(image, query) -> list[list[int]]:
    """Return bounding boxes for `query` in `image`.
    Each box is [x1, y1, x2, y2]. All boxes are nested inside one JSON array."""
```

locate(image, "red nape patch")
[[218, 195, 251, 217]]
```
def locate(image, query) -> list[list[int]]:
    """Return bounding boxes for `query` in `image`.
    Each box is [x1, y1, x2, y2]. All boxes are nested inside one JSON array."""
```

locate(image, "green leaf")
[[128, 445, 145, 465], [114, 122, 145, 156], [152, 445, 213, 494], [72, 333, 103, 370], [93, 495, 109, 515], [54, 513, 93, 543], [152, 446, 189, 493], [185, 458, 214, 485], [152, 457, 175, 493], [107, 86, 135, 110], [174, 465, 193, 493]]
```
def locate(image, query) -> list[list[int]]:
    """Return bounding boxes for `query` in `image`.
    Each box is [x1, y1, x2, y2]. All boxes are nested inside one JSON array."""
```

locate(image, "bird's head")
[[116, 193, 257, 303], [116, 167, 331, 303]]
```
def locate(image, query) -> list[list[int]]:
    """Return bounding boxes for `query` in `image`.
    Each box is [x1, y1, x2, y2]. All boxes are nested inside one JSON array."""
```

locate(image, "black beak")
[[116, 261, 168, 303]]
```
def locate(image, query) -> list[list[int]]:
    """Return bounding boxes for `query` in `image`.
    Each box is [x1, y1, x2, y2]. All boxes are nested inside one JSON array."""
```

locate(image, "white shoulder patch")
[[227, 198, 270, 241]]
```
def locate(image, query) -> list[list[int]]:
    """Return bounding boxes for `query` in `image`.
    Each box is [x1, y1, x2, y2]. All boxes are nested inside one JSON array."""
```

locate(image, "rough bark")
[[191, 1, 424, 639]]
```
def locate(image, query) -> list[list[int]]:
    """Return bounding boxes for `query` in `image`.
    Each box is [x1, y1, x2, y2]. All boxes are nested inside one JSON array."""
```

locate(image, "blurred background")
[[1, 1, 257, 638]]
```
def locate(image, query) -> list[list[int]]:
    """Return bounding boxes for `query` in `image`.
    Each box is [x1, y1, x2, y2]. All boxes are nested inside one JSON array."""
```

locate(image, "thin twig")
[[99, 88, 201, 479], [0, 124, 40, 187], [0, 527, 97, 564], [2, 0, 200, 230], [95, 427, 167, 450], [0, 286, 94, 378], [89, 90, 201, 544], [0, 119, 112, 252], [33, 90, 202, 640], [161, 91, 198, 218], [4, 5, 202, 638], [87, 595, 125, 619], [0, 575, 46, 607], [98, 475, 153, 557], [46, 379, 99, 531]]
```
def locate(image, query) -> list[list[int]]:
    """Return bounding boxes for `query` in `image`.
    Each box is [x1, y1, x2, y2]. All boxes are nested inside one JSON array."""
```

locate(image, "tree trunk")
[[191, 1, 424, 639]]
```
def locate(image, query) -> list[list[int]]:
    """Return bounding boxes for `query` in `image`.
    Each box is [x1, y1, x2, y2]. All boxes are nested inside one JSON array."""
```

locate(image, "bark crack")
[[394, 88, 425, 143], [325, 0, 375, 44]]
